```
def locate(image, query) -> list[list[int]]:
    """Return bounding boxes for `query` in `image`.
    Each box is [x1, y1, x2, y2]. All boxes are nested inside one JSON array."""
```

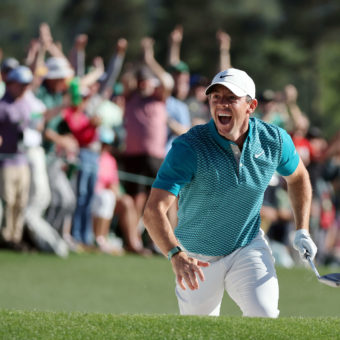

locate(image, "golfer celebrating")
[[143, 68, 317, 317]]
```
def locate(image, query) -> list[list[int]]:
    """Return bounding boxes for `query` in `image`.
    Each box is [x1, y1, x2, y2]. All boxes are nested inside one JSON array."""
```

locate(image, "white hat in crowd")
[[205, 68, 256, 99], [45, 57, 74, 80], [7, 66, 33, 84]]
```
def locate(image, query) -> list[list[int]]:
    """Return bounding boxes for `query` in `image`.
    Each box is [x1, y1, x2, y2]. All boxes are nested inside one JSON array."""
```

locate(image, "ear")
[[247, 98, 258, 115]]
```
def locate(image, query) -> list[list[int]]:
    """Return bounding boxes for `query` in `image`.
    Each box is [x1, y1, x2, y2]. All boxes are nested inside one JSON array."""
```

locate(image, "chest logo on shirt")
[[254, 150, 264, 159]]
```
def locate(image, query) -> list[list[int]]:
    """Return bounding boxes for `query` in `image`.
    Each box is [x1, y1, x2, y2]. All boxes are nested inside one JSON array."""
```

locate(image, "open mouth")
[[218, 113, 232, 125]]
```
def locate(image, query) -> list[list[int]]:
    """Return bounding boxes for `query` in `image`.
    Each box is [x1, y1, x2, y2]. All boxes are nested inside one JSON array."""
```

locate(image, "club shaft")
[[306, 255, 320, 279]]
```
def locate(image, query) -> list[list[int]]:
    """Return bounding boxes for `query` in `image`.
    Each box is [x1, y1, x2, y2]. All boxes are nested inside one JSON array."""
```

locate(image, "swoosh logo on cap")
[[219, 75, 232, 79]]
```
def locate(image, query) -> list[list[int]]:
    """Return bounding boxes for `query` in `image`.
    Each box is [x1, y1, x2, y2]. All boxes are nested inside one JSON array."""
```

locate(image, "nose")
[[215, 95, 231, 105], [219, 98, 230, 106]]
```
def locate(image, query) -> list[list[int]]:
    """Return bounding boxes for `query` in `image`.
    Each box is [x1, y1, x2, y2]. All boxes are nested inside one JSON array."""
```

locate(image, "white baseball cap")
[[45, 57, 74, 80], [205, 68, 256, 99]]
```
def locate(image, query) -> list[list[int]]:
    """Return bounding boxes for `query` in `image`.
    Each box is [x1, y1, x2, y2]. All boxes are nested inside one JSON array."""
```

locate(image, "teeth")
[[218, 113, 231, 117]]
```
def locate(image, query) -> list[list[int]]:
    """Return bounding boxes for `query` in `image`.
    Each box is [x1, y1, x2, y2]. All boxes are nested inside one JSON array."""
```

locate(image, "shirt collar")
[[208, 118, 254, 149]]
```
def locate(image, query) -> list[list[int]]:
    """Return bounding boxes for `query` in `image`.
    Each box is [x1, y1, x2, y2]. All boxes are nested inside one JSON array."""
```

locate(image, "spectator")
[[185, 74, 210, 126], [285, 84, 312, 166], [167, 26, 191, 152], [318, 131, 340, 265], [61, 77, 102, 246], [0, 66, 32, 247], [261, 174, 295, 268], [122, 37, 172, 232], [23, 85, 69, 257], [256, 89, 291, 130], [85, 39, 127, 141], [92, 127, 121, 254], [37, 56, 77, 244], [92, 127, 151, 255]]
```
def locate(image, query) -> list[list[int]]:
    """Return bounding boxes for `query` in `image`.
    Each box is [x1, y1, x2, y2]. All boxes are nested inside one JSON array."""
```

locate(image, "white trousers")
[[176, 230, 279, 318], [26, 146, 51, 213]]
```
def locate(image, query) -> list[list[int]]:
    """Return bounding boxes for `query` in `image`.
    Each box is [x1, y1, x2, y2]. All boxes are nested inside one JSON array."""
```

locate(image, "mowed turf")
[[0, 311, 340, 340], [0, 250, 340, 317], [1, 251, 340, 339]]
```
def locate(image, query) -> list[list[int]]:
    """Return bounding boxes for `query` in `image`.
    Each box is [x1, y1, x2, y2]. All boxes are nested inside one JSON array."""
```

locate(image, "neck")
[[231, 120, 250, 149], [234, 134, 247, 150]]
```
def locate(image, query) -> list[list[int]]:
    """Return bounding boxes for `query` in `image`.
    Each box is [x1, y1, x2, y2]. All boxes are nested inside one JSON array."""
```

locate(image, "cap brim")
[[45, 69, 74, 80], [205, 82, 248, 97]]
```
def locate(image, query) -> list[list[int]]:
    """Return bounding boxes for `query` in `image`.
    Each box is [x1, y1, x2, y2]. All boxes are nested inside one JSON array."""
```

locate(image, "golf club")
[[305, 253, 340, 288]]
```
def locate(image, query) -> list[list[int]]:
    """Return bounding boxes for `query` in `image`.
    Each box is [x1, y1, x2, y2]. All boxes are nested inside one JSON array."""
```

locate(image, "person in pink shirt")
[[122, 38, 173, 235], [93, 127, 151, 255]]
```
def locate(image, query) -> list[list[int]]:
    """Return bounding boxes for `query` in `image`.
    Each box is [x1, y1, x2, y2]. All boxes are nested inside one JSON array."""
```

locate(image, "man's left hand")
[[293, 229, 317, 261]]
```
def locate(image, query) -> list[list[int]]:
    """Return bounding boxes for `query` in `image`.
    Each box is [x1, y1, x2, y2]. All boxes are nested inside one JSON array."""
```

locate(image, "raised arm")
[[99, 38, 128, 98], [141, 37, 174, 98], [40, 22, 69, 60], [168, 25, 183, 67], [284, 84, 310, 132], [216, 30, 231, 71], [80, 56, 105, 89], [24, 38, 47, 91], [69, 34, 88, 77]]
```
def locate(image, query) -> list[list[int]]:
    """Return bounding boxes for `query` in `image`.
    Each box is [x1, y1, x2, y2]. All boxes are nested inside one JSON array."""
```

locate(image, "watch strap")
[[167, 246, 182, 260]]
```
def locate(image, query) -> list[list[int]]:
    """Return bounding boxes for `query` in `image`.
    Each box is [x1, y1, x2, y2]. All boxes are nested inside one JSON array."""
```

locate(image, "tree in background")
[[0, 0, 339, 137]]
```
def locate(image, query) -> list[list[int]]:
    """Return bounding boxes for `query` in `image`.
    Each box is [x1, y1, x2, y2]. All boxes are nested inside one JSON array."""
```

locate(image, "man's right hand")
[[171, 252, 209, 291]]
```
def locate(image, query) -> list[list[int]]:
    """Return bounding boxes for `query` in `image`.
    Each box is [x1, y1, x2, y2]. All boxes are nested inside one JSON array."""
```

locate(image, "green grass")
[[0, 250, 340, 339], [0, 311, 339, 340], [0, 250, 339, 316]]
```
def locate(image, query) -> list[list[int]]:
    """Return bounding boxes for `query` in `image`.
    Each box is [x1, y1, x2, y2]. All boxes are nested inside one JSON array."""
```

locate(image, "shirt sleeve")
[[152, 137, 197, 196], [276, 128, 300, 176]]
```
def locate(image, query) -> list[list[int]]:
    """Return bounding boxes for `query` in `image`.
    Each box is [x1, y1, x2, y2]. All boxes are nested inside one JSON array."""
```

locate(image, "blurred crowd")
[[0, 23, 339, 266]]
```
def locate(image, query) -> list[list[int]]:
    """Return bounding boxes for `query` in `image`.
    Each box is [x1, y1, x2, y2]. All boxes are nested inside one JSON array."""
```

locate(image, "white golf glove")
[[293, 229, 317, 261]]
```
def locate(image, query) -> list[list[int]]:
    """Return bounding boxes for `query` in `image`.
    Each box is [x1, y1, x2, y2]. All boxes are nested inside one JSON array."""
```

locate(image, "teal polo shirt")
[[153, 118, 299, 256]]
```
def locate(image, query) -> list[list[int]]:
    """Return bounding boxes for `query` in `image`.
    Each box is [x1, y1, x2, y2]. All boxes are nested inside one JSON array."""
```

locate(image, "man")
[[0, 66, 32, 246], [122, 37, 173, 224], [36, 57, 77, 240], [143, 68, 317, 318]]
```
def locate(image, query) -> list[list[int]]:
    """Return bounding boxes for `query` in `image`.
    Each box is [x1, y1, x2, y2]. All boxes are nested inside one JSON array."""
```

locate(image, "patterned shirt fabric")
[[152, 118, 299, 256]]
